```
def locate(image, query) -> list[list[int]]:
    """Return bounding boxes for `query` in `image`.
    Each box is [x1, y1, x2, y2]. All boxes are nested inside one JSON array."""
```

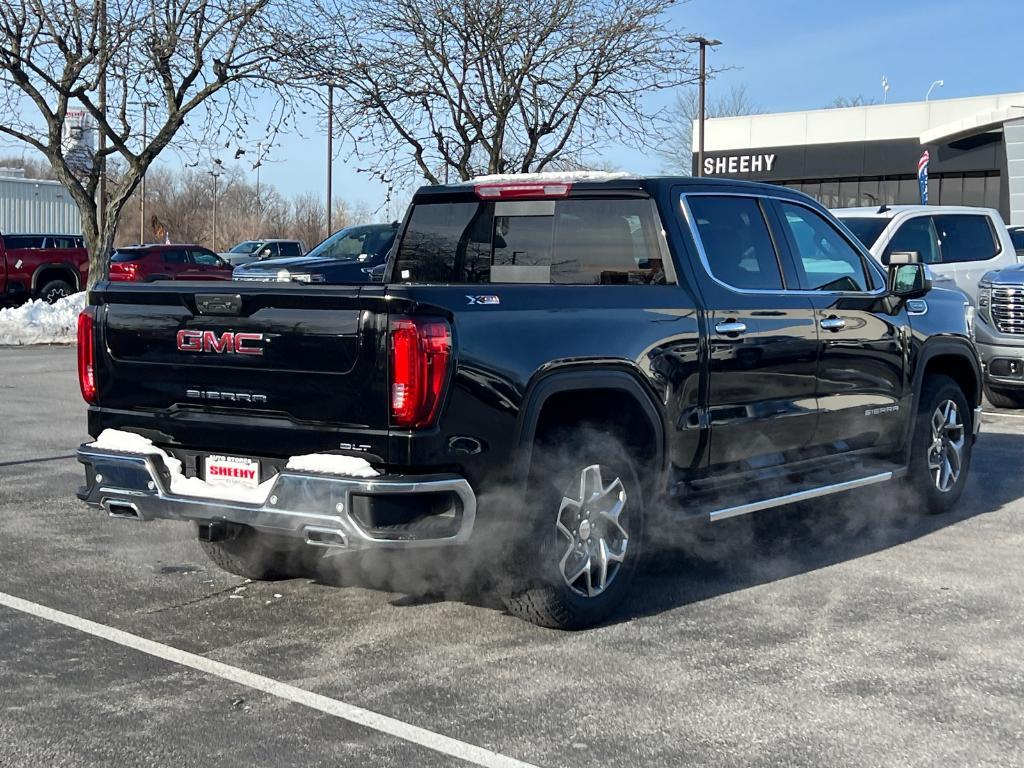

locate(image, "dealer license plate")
[[204, 455, 260, 489]]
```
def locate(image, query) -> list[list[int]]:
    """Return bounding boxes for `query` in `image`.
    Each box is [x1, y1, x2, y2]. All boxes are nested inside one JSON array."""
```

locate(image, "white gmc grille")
[[991, 286, 1024, 334]]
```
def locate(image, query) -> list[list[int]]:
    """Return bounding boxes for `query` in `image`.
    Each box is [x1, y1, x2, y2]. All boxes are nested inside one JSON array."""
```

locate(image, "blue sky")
[[232, 0, 1024, 211]]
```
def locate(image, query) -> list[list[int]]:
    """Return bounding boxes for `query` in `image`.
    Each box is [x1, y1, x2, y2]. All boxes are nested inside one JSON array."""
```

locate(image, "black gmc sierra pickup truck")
[[76, 174, 982, 629]]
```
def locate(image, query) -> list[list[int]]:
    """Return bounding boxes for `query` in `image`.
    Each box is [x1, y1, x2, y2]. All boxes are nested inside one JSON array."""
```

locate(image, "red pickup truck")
[[0, 232, 89, 304]]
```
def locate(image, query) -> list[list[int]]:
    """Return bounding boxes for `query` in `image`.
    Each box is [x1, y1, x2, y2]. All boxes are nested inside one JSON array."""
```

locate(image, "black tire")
[[904, 374, 973, 515], [198, 526, 317, 580], [984, 384, 1024, 410], [501, 429, 645, 630], [36, 279, 73, 304]]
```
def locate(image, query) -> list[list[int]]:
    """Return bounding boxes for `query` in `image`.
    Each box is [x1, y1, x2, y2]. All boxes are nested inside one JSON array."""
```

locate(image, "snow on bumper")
[[76, 435, 476, 550]]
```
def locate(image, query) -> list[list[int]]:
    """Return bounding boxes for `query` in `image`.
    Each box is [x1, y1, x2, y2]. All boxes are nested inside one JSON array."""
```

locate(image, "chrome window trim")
[[679, 191, 888, 298]]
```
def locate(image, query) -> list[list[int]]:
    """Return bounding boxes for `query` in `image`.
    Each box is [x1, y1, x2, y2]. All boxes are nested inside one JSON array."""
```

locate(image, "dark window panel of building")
[[859, 179, 880, 207], [962, 174, 986, 207], [940, 175, 964, 206], [898, 177, 920, 205], [984, 174, 1001, 211]]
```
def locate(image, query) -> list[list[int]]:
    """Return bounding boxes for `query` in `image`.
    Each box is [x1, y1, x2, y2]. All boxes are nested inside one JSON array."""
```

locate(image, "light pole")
[[686, 35, 722, 177], [326, 84, 333, 239], [208, 168, 221, 252], [926, 79, 945, 101], [882, 75, 890, 104]]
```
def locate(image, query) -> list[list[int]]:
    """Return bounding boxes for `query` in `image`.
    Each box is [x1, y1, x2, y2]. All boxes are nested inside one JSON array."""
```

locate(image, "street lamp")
[[686, 35, 722, 177], [926, 79, 945, 101], [208, 166, 221, 252]]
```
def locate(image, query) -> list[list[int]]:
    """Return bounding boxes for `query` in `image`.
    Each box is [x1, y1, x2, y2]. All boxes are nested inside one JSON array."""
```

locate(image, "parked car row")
[[833, 204, 1024, 408]]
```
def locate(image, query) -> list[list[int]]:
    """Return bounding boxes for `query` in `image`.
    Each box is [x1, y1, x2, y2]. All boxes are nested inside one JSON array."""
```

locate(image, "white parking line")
[[0, 590, 540, 768]]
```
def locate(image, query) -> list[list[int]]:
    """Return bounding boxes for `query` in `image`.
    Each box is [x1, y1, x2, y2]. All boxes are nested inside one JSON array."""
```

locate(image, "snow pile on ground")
[[0, 291, 86, 346]]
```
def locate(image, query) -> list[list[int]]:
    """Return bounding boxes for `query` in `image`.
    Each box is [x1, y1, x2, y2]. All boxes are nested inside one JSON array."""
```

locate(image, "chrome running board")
[[708, 471, 894, 522]]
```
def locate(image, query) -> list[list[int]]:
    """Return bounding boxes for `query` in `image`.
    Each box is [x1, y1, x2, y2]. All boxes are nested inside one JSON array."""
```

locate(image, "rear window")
[[47, 235, 77, 249], [1011, 229, 1024, 250], [838, 217, 889, 248], [111, 250, 144, 262], [4, 235, 45, 249], [393, 198, 668, 284]]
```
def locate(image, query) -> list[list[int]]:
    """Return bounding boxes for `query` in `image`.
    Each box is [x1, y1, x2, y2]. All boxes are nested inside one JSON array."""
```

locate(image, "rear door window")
[[883, 216, 941, 265], [686, 195, 783, 291], [278, 242, 302, 258], [394, 198, 668, 285], [162, 249, 188, 264], [47, 236, 76, 249], [933, 214, 1000, 263]]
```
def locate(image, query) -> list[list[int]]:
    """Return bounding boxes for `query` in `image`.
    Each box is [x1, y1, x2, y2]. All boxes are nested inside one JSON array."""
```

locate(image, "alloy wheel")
[[555, 464, 629, 598], [928, 399, 965, 493]]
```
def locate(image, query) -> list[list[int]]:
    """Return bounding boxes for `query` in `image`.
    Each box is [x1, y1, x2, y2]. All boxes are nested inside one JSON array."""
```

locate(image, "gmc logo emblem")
[[177, 330, 264, 356]]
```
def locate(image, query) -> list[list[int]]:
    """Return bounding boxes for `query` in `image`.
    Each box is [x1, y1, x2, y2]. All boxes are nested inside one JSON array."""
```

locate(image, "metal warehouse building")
[[0, 170, 82, 235], [694, 91, 1024, 225]]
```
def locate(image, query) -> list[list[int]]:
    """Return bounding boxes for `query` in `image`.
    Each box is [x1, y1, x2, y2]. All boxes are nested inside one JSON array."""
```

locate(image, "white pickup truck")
[[833, 205, 1020, 303]]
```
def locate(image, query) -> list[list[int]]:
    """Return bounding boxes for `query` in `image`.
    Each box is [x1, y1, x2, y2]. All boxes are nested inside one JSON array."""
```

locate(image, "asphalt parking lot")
[[2, 345, 1023, 767]]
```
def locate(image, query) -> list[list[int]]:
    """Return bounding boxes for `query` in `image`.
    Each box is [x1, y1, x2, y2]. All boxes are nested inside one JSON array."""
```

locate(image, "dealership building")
[[694, 91, 1024, 225]]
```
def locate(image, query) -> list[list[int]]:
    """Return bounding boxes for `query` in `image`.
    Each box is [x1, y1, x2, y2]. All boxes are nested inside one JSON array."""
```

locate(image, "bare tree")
[[0, 0, 297, 285], [659, 84, 761, 175], [294, 0, 699, 188], [826, 95, 879, 109]]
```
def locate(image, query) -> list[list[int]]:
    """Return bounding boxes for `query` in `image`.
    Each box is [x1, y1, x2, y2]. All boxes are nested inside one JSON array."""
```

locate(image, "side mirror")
[[888, 262, 932, 299]]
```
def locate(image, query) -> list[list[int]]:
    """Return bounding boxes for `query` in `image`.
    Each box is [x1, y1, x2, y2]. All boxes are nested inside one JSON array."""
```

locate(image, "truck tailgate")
[[92, 283, 390, 453]]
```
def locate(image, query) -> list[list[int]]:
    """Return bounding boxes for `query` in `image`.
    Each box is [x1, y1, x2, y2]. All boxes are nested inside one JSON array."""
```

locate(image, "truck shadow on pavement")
[[310, 430, 1023, 627]]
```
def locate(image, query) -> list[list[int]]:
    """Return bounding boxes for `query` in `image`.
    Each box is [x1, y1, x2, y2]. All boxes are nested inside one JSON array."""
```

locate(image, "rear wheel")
[[502, 431, 644, 630], [36, 279, 73, 304], [904, 375, 973, 514], [984, 384, 1024, 410], [198, 526, 318, 580]]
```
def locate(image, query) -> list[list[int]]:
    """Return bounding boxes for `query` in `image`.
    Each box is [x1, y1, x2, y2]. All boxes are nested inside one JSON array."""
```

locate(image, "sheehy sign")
[[703, 153, 777, 176]]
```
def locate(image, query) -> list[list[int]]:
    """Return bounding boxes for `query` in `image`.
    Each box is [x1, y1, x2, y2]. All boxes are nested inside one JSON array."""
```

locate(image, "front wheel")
[[904, 375, 973, 514], [502, 433, 644, 630], [984, 384, 1024, 410]]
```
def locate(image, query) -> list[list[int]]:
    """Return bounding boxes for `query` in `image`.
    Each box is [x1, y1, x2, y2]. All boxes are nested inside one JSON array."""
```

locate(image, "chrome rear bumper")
[[76, 445, 476, 550]]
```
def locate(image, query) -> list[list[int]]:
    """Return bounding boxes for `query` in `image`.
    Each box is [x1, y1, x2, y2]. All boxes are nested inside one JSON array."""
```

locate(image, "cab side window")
[[687, 195, 783, 291], [190, 249, 222, 266], [778, 201, 871, 292], [933, 214, 999, 263], [883, 216, 941, 265]]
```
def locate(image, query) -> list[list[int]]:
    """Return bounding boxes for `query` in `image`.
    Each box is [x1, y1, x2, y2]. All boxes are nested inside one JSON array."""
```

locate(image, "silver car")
[[220, 239, 306, 267]]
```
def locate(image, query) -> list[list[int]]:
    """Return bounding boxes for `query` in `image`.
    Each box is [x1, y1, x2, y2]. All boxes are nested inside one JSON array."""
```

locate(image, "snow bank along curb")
[[88, 429, 378, 504], [0, 291, 86, 346]]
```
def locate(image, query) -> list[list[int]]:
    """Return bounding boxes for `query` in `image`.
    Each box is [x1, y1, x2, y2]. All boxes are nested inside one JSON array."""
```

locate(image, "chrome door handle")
[[820, 317, 846, 331], [715, 321, 748, 336]]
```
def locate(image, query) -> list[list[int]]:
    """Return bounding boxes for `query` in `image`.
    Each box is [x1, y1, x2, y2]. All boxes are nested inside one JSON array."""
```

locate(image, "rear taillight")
[[77, 307, 97, 404], [110, 262, 139, 281], [389, 317, 452, 429]]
